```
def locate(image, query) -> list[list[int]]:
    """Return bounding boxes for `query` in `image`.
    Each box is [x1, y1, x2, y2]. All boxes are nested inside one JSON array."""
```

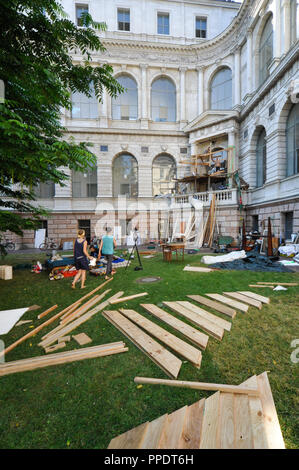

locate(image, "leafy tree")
[[0, 0, 123, 252]]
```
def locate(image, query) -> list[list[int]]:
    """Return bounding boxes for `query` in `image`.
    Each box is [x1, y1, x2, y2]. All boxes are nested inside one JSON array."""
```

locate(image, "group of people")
[[71, 227, 117, 289]]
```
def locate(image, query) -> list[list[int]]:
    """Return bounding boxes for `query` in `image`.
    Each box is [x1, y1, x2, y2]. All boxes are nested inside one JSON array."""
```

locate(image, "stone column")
[[179, 67, 187, 124], [99, 89, 108, 128], [140, 63, 148, 129], [197, 67, 204, 116], [246, 30, 253, 94], [234, 47, 241, 107], [273, 0, 282, 61], [282, 0, 291, 53]]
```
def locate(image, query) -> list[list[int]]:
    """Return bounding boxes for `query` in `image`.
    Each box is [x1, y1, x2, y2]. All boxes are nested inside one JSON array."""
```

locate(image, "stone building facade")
[[9, 0, 299, 247]]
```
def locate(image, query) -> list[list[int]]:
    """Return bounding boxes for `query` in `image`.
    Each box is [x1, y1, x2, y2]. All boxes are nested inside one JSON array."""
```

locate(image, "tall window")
[[113, 154, 138, 197], [157, 13, 169, 35], [71, 85, 98, 119], [256, 128, 267, 187], [151, 78, 176, 122], [72, 167, 97, 198], [195, 17, 207, 38], [152, 154, 176, 196], [259, 15, 273, 85], [35, 182, 55, 198], [210, 68, 232, 110], [76, 4, 88, 26], [286, 103, 299, 177], [112, 75, 137, 120], [118, 8, 130, 31]]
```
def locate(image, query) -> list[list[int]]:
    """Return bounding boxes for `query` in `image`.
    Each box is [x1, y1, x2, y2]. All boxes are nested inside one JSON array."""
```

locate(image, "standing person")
[[98, 227, 117, 280], [72, 229, 92, 289]]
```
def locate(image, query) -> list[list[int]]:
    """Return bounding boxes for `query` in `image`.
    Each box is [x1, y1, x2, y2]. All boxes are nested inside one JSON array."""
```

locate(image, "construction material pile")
[[209, 250, 292, 272]]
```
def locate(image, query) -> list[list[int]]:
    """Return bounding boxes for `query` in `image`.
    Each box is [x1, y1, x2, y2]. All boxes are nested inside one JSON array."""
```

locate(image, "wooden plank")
[[27, 305, 41, 312], [102, 310, 182, 379], [163, 301, 224, 340], [256, 372, 285, 449], [140, 414, 168, 449], [206, 294, 249, 313], [108, 421, 150, 449], [58, 336, 71, 343], [223, 292, 262, 309], [187, 294, 236, 319], [157, 406, 188, 449], [38, 305, 58, 320], [72, 333, 92, 346], [0, 343, 128, 376], [44, 342, 66, 354], [199, 391, 220, 448], [176, 301, 232, 331], [183, 266, 214, 273], [16, 320, 33, 326], [0, 305, 78, 359], [120, 309, 202, 368], [134, 377, 259, 395], [248, 285, 274, 289], [38, 291, 124, 348], [61, 290, 111, 325], [218, 393, 235, 449], [238, 291, 270, 304], [234, 394, 253, 448], [256, 282, 298, 286], [141, 304, 209, 350], [109, 293, 148, 305], [178, 399, 205, 449]]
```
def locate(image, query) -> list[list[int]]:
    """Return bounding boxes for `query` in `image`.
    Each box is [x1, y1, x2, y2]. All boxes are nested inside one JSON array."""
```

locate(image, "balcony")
[[171, 188, 238, 208]]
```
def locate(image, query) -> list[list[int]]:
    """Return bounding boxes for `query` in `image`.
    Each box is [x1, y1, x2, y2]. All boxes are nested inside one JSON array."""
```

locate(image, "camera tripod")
[[125, 240, 143, 271]]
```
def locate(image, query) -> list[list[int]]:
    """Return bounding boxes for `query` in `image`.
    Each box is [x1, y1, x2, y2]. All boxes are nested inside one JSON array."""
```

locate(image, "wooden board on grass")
[[102, 310, 182, 379], [206, 294, 249, 313], [176, 301, 232, 331], [238, 291, 270, 304], [73, 333, 92, 346], [109, 293, 148, 305], [108, 421, 150, 449], [141, 304, 209, 350], [163, 301, 224, 341], [183, 266, 214, 273], [187, 294, 236, 319], [157, 406, 188, 449], [223, 292, 262, 309], [120, 309, 202, 368]]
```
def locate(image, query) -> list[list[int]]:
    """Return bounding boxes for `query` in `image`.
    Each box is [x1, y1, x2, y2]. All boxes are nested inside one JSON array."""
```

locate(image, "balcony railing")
[[171, 188, 238, 207]]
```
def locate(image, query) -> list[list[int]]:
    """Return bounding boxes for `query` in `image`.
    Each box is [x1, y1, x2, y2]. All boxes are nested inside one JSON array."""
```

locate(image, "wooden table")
[[161, 243, 185, 262]]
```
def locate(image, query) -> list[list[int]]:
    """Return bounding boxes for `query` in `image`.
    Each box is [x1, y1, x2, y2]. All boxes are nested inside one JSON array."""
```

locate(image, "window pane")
[[113, 154, 138, 197], [72, 167, 97, 197], [210, 68, 232, 110], [256, 129, 266, 187], [259, 16, 273, 85], [76, 5, 88, 26], [152, 154, 176, 196], [157, 14, 169, 35], [151, 78, 176, 121], [112, 75, 137, 120], [72, 84, 98, 119]]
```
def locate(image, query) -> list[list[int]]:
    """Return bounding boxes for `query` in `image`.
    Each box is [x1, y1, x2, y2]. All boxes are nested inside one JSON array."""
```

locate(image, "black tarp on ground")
[[209, 251, 293, 272]]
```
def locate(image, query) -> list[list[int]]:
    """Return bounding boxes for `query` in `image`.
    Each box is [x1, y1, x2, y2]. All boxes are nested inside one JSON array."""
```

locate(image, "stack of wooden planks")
[[0, 342, 128, 377], [107, 371, 285, 449]]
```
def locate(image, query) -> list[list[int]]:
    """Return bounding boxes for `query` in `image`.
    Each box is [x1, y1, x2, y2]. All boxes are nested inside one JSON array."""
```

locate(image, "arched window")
[[256, 128, 267, 187], [152, 154, 176, 196], [113, 154, 138, 197], [151, 78, 176, 122], [210, 68, 232, 110], [71, 84, 98, 119], [286, 103, 299, 177], [112, 75, 138, 120], [259, 16, 273, 85], [72, 167, 97, 198]]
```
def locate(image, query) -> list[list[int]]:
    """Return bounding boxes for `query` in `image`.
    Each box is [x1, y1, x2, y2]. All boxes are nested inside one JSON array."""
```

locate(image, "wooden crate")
[[0, 265, 13, 280]]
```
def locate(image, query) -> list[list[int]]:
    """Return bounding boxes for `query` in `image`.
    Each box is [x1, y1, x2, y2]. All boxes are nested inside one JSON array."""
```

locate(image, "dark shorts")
[[75, 257, 89, 271]]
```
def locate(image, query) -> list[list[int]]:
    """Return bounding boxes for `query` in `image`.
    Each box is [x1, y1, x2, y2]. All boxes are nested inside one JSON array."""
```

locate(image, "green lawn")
[[0, 251, 298, 449]]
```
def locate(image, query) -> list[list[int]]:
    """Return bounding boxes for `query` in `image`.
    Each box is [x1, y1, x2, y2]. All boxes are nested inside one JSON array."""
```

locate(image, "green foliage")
[[0, 0, 124, 247]]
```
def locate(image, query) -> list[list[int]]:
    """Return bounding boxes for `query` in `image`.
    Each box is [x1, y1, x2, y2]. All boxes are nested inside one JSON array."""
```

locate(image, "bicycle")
[[2, 238, 15, 251], [39, 238, 59, 251]]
